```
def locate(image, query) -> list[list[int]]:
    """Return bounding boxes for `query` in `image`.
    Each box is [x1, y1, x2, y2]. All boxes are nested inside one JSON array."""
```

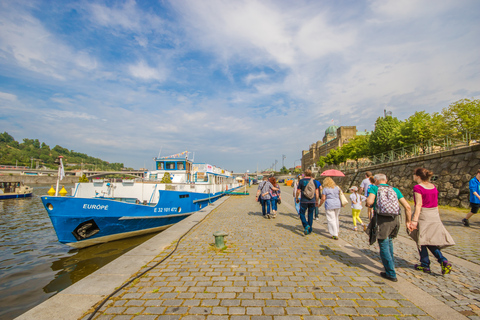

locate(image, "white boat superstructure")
[[70, 156, 239, 205]]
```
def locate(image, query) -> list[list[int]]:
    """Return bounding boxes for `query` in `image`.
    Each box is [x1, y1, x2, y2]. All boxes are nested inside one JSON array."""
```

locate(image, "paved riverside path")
[[82, 186, 479, 320]]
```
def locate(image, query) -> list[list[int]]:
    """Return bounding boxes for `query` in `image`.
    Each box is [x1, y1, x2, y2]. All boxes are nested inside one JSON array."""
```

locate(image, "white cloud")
[[244, 72, 268, 85], [128, 60, 167, 81], [369, 0, 459, 20], [0, 2, 98, 80], [171, 0, 356, 67], [0, 92, 18, 102], [89, 0, 141, 31], [43, 110, 98, 121], [295, 13, 355, 60], [86, 0, 165, 46]]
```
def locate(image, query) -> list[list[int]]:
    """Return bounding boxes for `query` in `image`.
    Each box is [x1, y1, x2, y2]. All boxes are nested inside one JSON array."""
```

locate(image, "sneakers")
[[380, 272, 398, 282], [315, 217, 319, 220], [462, 218, 470, 227], [353, 226, 357, 231], [441, 261, 452, 275], [363, 224, 367, 232], [332, 236, 338, 240], [414, 264, 431, 274], [304, 225, 311, 235], [272, 214, 276, 219]]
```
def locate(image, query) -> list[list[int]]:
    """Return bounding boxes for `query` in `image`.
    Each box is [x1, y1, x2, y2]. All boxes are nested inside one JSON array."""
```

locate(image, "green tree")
[[369, 116, 402, 154], [398, 111, 436, 150], [0, 132, 15, 144], [324, 148, 344, 165], [338, 135, 370, 161], [317, 156, 327, 168], [442, 98, 480, 137], [78, 174, 89, 182], [160, 172, 172, 183], [279, 166, 289, 174]]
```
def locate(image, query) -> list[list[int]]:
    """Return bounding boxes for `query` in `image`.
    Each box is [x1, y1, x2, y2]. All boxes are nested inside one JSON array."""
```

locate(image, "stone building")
[[301, 125, 369, 172]]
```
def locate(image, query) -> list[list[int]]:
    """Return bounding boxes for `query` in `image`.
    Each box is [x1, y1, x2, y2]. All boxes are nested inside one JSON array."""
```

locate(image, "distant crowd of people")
[[256, 167, 480, 282]]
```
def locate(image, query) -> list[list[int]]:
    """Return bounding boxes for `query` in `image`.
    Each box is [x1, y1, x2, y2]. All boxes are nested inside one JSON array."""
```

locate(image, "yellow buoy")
[[59, 186, 68, 196], [48, 185, 55, 196]]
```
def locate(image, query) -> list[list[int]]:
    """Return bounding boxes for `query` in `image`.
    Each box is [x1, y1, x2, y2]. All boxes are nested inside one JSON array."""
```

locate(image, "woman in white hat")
[[350, 186, 367, 231]]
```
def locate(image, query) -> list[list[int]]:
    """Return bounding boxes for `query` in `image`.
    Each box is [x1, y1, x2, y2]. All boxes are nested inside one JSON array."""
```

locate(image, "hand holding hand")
[[407, 221, 418, 232]]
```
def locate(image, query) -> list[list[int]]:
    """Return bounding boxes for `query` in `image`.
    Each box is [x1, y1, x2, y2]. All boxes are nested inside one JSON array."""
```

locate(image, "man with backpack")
[[366, 173, 412, 282], [295, 169, 321, 235]]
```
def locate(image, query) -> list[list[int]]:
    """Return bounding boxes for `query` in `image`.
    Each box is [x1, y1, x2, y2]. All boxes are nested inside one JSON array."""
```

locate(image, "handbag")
[[339, 189, 348, 207], [366, 214, 378, 245]]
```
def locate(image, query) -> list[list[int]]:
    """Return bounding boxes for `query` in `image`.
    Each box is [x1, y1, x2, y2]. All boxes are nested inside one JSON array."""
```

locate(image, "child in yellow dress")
[[349, 186, 366, 231]]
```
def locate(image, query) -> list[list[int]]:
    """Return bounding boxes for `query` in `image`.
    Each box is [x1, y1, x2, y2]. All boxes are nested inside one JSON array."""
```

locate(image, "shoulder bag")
[[339, 188, 348, 207]]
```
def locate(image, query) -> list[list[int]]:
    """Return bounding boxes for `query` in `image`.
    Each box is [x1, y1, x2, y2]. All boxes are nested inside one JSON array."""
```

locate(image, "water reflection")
[[43, 233, 155, 294], [0, 185, 158, 320]]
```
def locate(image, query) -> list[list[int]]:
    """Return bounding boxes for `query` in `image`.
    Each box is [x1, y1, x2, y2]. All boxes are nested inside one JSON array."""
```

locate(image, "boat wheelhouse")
[[0, 181, 33, 199]]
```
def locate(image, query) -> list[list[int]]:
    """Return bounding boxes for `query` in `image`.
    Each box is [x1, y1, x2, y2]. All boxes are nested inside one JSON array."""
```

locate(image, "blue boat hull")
[[41, 189, 229, 248], [0, 192, 33, 200]]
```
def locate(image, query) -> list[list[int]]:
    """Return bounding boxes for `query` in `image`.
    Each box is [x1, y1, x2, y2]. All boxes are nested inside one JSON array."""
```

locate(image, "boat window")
[[166, 162, 176, 170], [157, 162, 165, 170], [196, 172, 208, 182], [177, 162, 185, 170]]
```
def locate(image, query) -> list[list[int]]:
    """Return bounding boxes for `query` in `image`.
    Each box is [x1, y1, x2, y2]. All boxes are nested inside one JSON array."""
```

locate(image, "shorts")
[[471, 203, 480, 214]]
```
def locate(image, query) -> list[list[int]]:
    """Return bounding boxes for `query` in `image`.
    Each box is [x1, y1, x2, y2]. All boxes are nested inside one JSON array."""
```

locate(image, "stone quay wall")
[[0, 174, 78, 184], [317, 144, 480, 208]]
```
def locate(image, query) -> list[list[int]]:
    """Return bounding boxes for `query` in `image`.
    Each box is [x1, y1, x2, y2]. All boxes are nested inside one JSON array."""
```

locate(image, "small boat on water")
[[41, 152, 241, 248], [0, 181, 33, 199]]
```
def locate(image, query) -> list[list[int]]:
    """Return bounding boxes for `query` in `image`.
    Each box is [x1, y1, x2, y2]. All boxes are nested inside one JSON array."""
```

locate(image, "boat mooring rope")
[[86, 198, 223, 320]]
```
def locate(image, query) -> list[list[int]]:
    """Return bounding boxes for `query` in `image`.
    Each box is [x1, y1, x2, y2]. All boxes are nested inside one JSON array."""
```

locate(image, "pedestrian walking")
[[366, 173, 412, 282], [319, 177, 344, 240], [295, 169, 321, 235], [365, 176, 376, 219], [255, 176, 278, 219], [293, 174, 302, 215], [349, 186, 367, 231], [462, 168, 480, 227], [408, 168, 454, 275], [360, 171, 373, 219], [269, 177, 281, 218]]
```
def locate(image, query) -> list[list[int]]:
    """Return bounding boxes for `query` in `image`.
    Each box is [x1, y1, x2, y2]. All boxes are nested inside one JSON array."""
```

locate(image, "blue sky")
[[1, 0, 479, 172]]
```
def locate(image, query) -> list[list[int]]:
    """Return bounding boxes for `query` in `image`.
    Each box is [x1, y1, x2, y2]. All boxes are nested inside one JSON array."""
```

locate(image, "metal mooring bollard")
[[213, 231, 228, 249]]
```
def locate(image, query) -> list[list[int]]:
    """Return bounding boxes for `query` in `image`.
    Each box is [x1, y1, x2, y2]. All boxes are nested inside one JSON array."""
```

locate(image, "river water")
[[0, 185, 157, 320]]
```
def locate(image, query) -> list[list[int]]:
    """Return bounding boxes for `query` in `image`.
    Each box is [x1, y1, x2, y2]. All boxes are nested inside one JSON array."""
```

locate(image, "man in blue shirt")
[[295, 169, 321, 235], [462, 168, 480, 227], [366, 173, 412, 282]]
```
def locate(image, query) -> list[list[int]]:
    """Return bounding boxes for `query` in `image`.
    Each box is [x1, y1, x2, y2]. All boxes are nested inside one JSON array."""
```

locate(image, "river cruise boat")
[[41, 152, 240, 248], [0, 181, 33, 199]]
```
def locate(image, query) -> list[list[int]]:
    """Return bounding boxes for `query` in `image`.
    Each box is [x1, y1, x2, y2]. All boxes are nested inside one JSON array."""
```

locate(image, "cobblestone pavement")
[[83, 188, 450, 320], [282, 190, 480, 320]]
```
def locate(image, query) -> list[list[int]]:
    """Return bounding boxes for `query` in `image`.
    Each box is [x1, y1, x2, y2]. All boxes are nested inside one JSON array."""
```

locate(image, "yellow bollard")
[[48, 185, 55, 196], [59, 186, 68, 196]]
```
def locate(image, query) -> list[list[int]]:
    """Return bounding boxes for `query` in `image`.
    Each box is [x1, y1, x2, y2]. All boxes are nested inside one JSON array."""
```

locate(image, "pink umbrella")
[[320, 169, 345, 177]]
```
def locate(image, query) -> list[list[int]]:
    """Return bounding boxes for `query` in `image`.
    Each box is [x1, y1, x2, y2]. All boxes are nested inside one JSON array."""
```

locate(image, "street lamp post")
[[294, 159, 301, 172]]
